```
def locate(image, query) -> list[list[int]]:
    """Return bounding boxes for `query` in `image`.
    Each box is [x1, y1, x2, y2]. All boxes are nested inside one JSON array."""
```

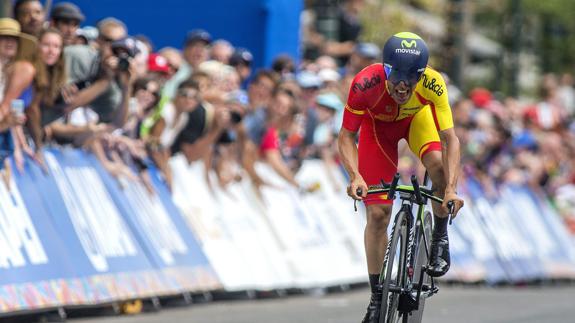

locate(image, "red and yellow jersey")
[[342, 63, 454, 133]]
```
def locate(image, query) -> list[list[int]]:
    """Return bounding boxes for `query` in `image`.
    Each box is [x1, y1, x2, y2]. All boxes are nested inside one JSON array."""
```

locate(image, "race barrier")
[[0, 147, 575, 315]]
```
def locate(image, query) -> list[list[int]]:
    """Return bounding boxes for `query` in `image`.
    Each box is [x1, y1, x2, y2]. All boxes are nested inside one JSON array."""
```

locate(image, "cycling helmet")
[[383, 32, 429, 86]]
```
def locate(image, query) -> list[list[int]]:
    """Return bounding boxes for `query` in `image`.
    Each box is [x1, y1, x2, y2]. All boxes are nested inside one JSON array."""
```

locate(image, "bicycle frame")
[[364, 173, 452, 319]]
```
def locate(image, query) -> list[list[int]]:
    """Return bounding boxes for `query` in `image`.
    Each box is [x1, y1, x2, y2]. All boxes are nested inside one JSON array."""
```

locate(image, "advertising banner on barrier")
[[170, 156, 269, 291], [465, 178, 545, 283], [42, 149, 167, 300], [254, 162, 363, 288], [0, 159, 83, 312], [515, 187, 575, 278], [85, 153, 221, 293], [296, 160, 367, 285], [212, 177, 296, 290]]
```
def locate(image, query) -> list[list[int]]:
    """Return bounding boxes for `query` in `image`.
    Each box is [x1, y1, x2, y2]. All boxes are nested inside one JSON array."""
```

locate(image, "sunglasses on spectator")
[[177, 89, 198, 99], [98, 35, 116, 43]]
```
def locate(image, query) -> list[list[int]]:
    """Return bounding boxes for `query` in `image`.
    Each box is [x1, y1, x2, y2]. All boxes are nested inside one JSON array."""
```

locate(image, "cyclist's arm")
[[439, 127, 460, 194], [338, 69, 374, 199], [338, 128, 360, 181]]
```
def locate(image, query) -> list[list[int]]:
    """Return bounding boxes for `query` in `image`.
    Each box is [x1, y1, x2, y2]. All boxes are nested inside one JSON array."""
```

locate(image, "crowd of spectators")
[[0, 0, 575, 233]]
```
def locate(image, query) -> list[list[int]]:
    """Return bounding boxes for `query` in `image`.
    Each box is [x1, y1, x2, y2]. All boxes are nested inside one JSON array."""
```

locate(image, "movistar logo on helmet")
[[393, 32, 421, 56], [401, 40, 417, 48]]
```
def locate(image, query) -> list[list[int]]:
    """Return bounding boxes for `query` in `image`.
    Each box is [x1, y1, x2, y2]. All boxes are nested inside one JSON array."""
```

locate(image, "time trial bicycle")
[[355, 172, 454, 323]]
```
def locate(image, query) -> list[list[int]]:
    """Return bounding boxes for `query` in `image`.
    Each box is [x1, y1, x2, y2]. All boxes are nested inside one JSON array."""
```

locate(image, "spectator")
[[244, 69, 277, 116], [158, 46, 183, 79], [304, 0, 365, 66], [315, 55, 338, 71], [346, 42, 379, 75], [64, 17, 132, 126], [13, 0, 45, 37], [9, 28, 68, 170], [210, 39, 233, 64], [296, 71, 321, 148], [170, 83, 231, 165], [318, 67, 341, 93], [124, 77, 160, 140], [312, 92, 342, 148], [229, 47, 253, 85], [163, 29, 211, 99], [0, 18, 35, 189], [319, 0, 365, 66], [243, 87, 300, 188], [312, 92, 343, 190], [49, 2, 85, 46], [156, 80, 201, 153], [147, 53, 171, 84], [271, 54, 296, 79], [75, 25, 98, 46]]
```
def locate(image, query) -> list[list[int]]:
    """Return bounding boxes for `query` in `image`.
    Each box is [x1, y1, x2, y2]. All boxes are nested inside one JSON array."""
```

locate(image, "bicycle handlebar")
[[359, 174, 458, 223]]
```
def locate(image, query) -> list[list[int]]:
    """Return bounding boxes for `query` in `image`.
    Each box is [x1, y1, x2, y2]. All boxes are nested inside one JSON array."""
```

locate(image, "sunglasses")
[[177, 89, 198, 99], [98, 35, 116, 44], [384, 64, 421, 87]]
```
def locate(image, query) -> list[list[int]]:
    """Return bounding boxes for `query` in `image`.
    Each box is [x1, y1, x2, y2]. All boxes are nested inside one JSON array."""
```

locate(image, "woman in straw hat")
[[0, 17, 36, 190], [4, 27, 68, 175]]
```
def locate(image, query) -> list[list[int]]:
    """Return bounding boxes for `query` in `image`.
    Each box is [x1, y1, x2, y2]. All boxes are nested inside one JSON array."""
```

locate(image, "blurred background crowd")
[[0, 0, 575, 233]]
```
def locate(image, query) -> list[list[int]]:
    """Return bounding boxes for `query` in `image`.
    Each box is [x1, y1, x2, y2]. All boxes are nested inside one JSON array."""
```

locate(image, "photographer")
[[63, 17, 134, 128]]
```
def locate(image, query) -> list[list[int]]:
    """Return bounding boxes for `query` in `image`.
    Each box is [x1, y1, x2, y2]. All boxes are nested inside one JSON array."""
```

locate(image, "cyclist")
[[337, 32, 464, 323]]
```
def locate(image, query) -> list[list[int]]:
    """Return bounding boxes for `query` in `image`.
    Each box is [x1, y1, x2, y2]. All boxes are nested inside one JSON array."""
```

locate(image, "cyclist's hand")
[[443, 190, 464, 218], [347, 176, 368, 201]]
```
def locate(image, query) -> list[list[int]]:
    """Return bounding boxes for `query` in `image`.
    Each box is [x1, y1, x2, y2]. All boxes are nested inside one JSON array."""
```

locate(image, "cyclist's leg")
[[406, 106, 446, 217], [359, 115, 411, 275], [365, 204, 393, 278], [407, 106, 451, 277], [358, 115, 409, 322], [358, 128, 396, 287]]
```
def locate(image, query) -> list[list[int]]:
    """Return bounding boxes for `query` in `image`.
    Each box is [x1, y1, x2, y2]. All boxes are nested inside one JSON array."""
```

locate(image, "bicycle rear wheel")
[[379, 209, 409, 323], [409, 211, 433, 323]]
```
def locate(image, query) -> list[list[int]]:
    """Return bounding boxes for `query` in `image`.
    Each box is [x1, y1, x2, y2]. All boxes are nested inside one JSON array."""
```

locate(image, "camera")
[[111, 37, 139, 72], [116, 52, 131, 72]]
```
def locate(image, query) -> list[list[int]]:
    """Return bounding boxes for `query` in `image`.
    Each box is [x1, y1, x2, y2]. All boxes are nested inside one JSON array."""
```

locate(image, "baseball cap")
[[50, 2, 85, 22], [296, 71, 323, 89], [185, 29, 212, 46], [318, 68, 341, 83], [148, 53, 170, 74], [355, 42, 380, 60], [383, 32, 429, 86], [76, 26, 98, 42], [316, 92, 343, 111], [229, 48, 253, 67]]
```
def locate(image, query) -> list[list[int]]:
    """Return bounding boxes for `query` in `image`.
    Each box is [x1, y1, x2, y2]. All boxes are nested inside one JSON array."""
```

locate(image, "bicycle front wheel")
[[379, 209, 409, 323], [409, 211, 433, 322]]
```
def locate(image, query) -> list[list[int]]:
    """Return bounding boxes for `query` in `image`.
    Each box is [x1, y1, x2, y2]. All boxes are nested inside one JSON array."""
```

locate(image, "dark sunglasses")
[[98, 35, 116, 44]]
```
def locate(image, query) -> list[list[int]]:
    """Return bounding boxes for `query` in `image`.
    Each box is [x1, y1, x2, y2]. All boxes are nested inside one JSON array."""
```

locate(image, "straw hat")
[[0, 18, 37, 49]]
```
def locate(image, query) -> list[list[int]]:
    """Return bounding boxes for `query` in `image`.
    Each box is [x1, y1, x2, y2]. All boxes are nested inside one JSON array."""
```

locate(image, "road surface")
[[69, 285, 575, 323]]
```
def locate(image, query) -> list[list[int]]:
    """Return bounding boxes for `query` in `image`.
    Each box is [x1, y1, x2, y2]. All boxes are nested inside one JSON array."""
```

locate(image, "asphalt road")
[[68, 285, 575, 323]]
